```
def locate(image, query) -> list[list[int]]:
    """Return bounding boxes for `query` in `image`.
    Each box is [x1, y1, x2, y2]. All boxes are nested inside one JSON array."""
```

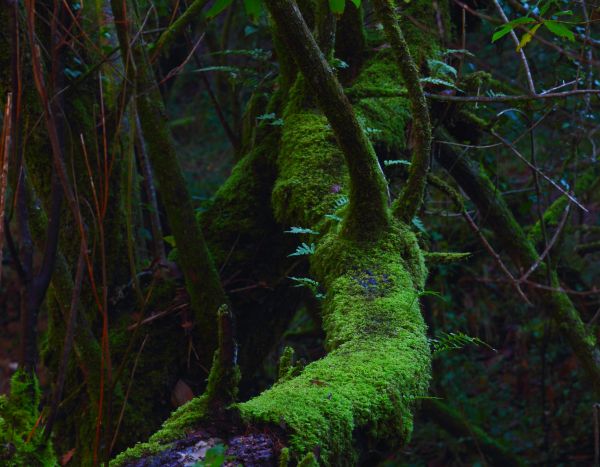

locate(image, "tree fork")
[[263, 0, 391, 239], [372, 0, 432, 223]]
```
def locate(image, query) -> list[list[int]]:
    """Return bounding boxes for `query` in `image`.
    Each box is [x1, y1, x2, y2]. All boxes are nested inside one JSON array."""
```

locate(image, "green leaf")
[[206, 0, 234, 18], [552, 10, 573, 17], [329, 0, 345, 15], [163, 235, 176, 247], [331, 58, 349, 69], [539, 0, 555, 16], [288, 276, 320, 288], [543, 20, 575, 41], [192, 444, 228, 467], [244, 0, 262, 21], [194, 65, 240, 75], [427, 59, 457, 78], [491, 17, 536, 43], [349, 0, 361, 7], [517, 23, 541, 51]]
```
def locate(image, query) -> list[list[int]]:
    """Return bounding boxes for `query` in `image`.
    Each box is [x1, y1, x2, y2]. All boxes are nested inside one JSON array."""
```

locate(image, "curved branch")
[[152, 0, 210, 58], [373, 0, 432, 223], [263, 0, 391, 239]]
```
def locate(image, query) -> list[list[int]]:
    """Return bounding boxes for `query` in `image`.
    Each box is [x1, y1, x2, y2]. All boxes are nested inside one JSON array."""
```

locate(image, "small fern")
[[334, 195, 349, 209], [331, 58, 349, 69], [325, 214, 342, 222], [257, 112, 284, 126], [288, 276, 320, 288], [288, 276, 325, 300], [412, 216, 427, 234], [430, 332, 496, 355], [288, 243, 316, 257], [384, 159, 411, 167], [442, 48, 475, 57], [409, 289, 448, 312], [285, 226, 320, 235], [419, 76, 463, 91]]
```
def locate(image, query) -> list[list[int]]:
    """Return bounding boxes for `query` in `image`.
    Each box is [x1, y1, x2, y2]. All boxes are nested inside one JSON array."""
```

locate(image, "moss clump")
[[272, 111, 348, 227], [278, 346, 296, 383], [279, 446, 291, 466], [0, 371, 57, 466], [350, 54, 412, 152], [238, 222, 430, 465], [110, 395, 211, 466]]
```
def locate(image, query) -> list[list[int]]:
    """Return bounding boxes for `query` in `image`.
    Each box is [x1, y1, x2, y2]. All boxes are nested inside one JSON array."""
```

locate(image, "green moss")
[[272, 111, 348, 227], [201, 134, 280, 266], [111, 306, 239, 465], [400, 0, 448, 60], [528, 196, 568, 244], [238, 223, 430, 465], [110, 395, 211, 467], [298, 452, 319, 466], [349, 54, 412, 151], [0, 371, 57, 466], [279, 447, 291, 466], [424, 252, 471, 265], [278, 346, 296, 382]]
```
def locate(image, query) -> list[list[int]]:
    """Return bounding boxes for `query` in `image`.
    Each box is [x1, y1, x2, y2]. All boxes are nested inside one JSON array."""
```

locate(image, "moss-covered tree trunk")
[[111, 1, 442, 465]]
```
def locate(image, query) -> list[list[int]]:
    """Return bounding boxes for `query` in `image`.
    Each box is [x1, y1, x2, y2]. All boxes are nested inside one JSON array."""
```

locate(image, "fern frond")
[[285, 226, 320, 235], [431, 332, 496, 355], [288, 243, 316, 257]]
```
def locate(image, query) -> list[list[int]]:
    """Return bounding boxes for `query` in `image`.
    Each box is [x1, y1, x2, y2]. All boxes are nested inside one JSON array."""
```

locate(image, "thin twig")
[[425, 89, 600, 102], [595, 403, 600, 467], [109, 334, 149, 455], [491, 0, 536, 94], [491, 130, 588, 212], [519, 204, 571, 282], [158, 33, 205, 85], [0, 93, 13, 285], [427, 173, 531, 304], [43, 240, 86, 441], [588, 307, 600, 327], [462, 210, 531, 304], [186, 32, 241, 152]]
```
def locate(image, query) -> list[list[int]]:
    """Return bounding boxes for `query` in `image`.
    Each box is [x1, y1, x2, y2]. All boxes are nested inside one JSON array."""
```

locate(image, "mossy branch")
[[436, 132, 600, 396], [111, 0, 229, 371], [373, 0, 432, 223], [152, 0, 210, 57], [205, 305, 241, 406], [263, 0, 391, 239]]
